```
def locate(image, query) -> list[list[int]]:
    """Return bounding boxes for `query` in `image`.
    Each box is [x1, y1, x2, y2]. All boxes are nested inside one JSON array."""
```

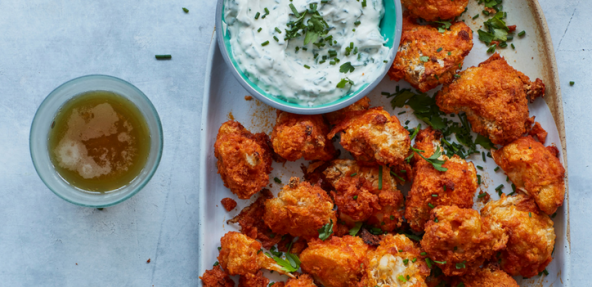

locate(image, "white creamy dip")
[[224, 0, 390, 106]]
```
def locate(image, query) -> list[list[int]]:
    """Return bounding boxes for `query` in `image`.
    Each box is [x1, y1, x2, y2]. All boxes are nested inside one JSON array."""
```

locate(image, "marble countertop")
[[0, 0, 588, 285]]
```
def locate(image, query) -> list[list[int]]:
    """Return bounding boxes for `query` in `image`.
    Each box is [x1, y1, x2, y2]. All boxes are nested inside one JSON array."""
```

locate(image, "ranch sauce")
[[224, 0, 390, 106]]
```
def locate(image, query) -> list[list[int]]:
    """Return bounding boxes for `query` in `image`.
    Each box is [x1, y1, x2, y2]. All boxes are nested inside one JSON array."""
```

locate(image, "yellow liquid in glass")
[[48, 91, 151, 192]]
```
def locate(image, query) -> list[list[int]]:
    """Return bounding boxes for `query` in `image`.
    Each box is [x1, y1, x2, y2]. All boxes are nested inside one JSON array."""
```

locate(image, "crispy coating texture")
[[328, 107, 411, 167], [227, 190, 281, 249], [300, 236, 369, 287], [218, 231, 289, 276], [436, 53, 545, 145], [389, 16, 473, 92], [285, 274, 318, 287], [360, 234, 430, 287], [480, 194, 556, 278], [421, 206, 508, 276], [493, 136, 565, 215], [200, 265, 235, 287], [264, 177, 336, 240], [325, 96, 371, 126], [402, 0, 469, 21], [323, 160, 405, 231], [271, 111, 337, 161], [239, 270, 270, 287], [450, 263, 519, 287], [221, 198, 237, 212], [215, 121, 273, 199], [405, 128, 478, 232], [528, 122, 548, 144]]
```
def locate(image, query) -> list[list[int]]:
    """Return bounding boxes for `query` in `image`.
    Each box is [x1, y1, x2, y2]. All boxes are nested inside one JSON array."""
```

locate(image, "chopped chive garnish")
[[381, 91, 390, 96], [570, 81, 575, 86], [420, 252, 427, 256], [213, 261, 219, 266], [398, 111, 406, 115], [289, 3, 300, 17], [476, 165, 484, 171], [378, 166, 383, 190], [432, 194, 438, 197], [274, 177, 282, 184], [403, 259, 409, 265], [487, 45, 496, 53], [478, 192, 486, 198], [494, 166, 500, 172], [273, 36, 279, 42], [261, 41, 270, 46], [390, 171, 405, 182], [350, 172, 357, 177], [258, 27, 262, 32], [354, 20, 361, 25], [390, 215, 395, 220], [506, 176, 510, 182], [361, 0, 367, 7], [303, 64, 310, 69], [419, 56, 429, 62], [437, 47, 443, 52], [529, 212, 532, 218], [518, 30, 526, 37], [255, 12, 260, 19], [454, 74, 460, 78], [495, 184, 504, 191], [487, 152, 492, 158], [155, 55, 172, 60], [428, 203, 435, 209], [264, 7, 270, 14], [183, 7, 189, 13], [552, 212, 557, 218], [412, 258, 417, 262], [473, 14, 479, 19], [477, 174, 482, 185], [482, 152, 486, 162], [448, 51, 451, 56], [353, 195, 358, 200], [434, 260, 446, 264], [275, 27, 282, 33], [511, 43, 515, 49]]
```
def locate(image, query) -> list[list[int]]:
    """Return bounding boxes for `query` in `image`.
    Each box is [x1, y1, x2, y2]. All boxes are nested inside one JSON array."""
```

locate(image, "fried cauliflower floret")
[[389, 16, 473, 92], [218, 231, 291, 277], [239, 270, 269, 287], [264, 177, 336, 240], [200, 265, 235, 287], [436, 53, 545, 145], [450, 263, 519, 287], [325, 96, 371, 126], [492, 136, 565, 215], [480, 194, 556, 278], [323, 160, 405, 232], [402, 0, 469, 21], [421, 206, 508, 276], [271, 111, 337, 161], [215, 121, 272, 199], [300, 236, 369, 287], [360, 234, 431, 287], [328, 107, 411, 167], [286, 274, 318, 287], [405, 128, 478, 232]]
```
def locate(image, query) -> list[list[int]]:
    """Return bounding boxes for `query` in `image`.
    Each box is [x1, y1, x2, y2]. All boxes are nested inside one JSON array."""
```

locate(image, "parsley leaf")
[[419, 56, 430, 62], [349, 222, 363, 236], [318, 219, 334, 240], [411, 146, 448, 172], [265, 251, 300, 273], [339, 62, 355, 73], [475, 134, 495, 149], [336, 78, 354, 88]]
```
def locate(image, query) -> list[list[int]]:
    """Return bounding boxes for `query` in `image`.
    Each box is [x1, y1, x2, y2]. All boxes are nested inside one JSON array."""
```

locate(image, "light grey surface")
[[0, 0, 587, 286]]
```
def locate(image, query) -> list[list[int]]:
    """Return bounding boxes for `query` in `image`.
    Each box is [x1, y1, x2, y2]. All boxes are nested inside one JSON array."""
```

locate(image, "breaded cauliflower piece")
[[389, 15, 473, 92], [285, 274, 318, 287], [360, 234, 431, 287], [493, 136, 565, 215], [328, 107, 411, 167], [436, 53, 545, 145], [420, 206, 508, 276], [200, 265, 235, 287], [271, 111, 337, 161], [264, 177, 336, 240], [323, 160, 405, 232], [218, 231, 291, 277], [450, 263, 519, 287], [402, 0, 469, 21], [324, 96, 371, 126], [480, 194, 556, 278], [215, 120, 272, 199], [300, 236, 369, 287], [405, 128, 478, 232], [239, 270, 269, 287]]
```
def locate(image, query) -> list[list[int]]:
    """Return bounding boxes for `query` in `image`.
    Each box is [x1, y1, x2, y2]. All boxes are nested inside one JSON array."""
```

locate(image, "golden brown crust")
[[480, 194, 556, 278], [218, 231, 288, 276], [493, 136, 565, 215], [389, 16, 473, 92], [528, 122, 548, 144], [328, 107, 411, 168], [215, 121, 272, 199], [221, 198, 237, 212], [405, 128, 478, 232], [450, 263, 519, 287], [401, 0, 469, 21], [300, 236, 369, 287], [239, 270, 270, 287], [199, 265, 235, 287], [420, 206, 508, 276], [324, 96, 371, 126], [436, 53, 545, 145], [285, 274, 318, 287], [323, 160, 404, 232], [264, 178, 336, 240], [271, 111, 337, 161], [227, 190, 281, 249], [360, 234, 430, 287]]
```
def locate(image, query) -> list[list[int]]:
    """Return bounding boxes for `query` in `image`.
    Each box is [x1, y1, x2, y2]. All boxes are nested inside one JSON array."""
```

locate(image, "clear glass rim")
[[29, 74, 164, 208]]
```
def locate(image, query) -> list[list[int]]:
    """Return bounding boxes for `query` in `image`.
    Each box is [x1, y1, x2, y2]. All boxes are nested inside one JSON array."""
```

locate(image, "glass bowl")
[[30, 75, 163, 208], [216, 0, 403, 114]]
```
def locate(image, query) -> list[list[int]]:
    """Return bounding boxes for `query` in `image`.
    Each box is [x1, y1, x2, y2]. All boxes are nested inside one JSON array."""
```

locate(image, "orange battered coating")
[[271, 111, 337, 161], [300, 236, 369, 287], [450, 263, 519, 287], [436, 53, 545, 145], [421, 206, 508, 276], [221, 198, 237, 212], [389, 15, 473, 92], [480, 194, 556, 278], [227, 190, 281, 249], [528, 122, 548, 144], [402, 0, 469, 21], [264, 177, 336, 240], [215, 121, 273, 199], [328, 107, 411, 168], [493, 136, 565, 215], [199, 265, 235, 287], [325, 96, 371, 126], [238, 270, 269, 287], [217, 231, 291, 277], [285, 274, 318, 287], [360, 234, 430, 287], [323, 160, 404, 232], [405, 128, 478, 232]]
